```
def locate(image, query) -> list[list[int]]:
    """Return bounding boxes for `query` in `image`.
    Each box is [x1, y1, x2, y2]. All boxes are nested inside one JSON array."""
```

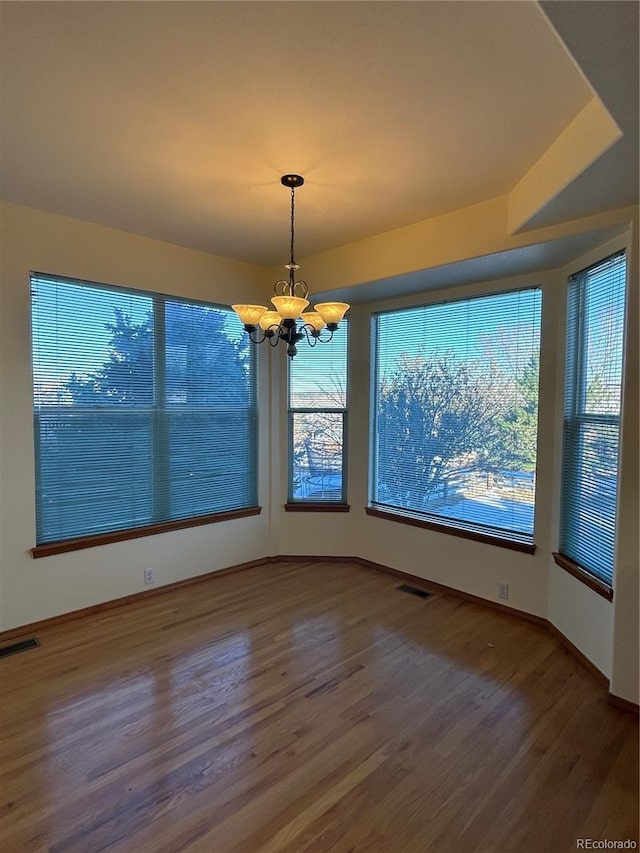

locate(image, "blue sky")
[[31, 277, 244, 391], [376, 288, 542, 378]]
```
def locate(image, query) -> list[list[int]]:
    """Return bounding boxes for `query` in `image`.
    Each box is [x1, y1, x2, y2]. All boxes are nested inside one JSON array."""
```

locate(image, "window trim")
[[552, 552, 613, 600], [31, 506, 262, 558], [365, 506, 536, 554], [368, 284, 542, 547], [284, 502, 350, 513]]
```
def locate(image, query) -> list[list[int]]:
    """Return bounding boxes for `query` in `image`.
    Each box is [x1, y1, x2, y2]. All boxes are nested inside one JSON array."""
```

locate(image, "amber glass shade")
[[300, 311, 326, 332], [314, 302, 349, 324], [232, 304, 267, 325], [271, 296, 309, 319], [258, 311, 282, 331]]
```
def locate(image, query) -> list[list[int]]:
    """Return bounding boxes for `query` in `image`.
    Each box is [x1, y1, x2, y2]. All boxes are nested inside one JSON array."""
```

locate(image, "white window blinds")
[[31, 274, 257, 544], [371, 288, 542, 542], [560, 251, 627, 586], [288, 322, 348, 502]]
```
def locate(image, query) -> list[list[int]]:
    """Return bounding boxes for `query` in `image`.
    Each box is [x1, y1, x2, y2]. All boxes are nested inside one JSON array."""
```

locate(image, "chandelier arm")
[[300, 324, 319, 347], [316, 327, 335, 344], [246, 327, 268, 344], [299, 324, 335, 346]]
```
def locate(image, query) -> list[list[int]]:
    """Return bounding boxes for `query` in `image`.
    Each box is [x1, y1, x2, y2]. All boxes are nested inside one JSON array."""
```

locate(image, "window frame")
[[30, 272, 260, 557], [285, 321, 349, 509], [554, 250, 627, 598], [368, 285, 542, 550]]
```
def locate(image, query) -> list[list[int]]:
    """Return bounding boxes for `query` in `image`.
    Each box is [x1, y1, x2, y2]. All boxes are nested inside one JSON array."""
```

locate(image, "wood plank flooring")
[[0, 560, 638, 853]]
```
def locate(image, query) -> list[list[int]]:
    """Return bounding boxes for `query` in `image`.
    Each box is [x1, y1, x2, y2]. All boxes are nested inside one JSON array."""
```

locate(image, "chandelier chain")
[[290, 186, 296, 267]]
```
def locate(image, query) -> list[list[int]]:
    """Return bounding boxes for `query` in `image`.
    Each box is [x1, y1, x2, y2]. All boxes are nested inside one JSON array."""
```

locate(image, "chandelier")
[[232, 174, 349, 358]]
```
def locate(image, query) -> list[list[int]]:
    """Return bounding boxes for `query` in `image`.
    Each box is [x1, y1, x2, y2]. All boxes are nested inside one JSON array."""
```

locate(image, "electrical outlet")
[[498, 582, 509, 600], [144, 568, 155, 585]]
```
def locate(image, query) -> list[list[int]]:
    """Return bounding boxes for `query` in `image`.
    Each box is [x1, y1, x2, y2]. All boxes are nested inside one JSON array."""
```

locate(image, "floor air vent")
[[397, 584, 432, 599], [0, 638, 40, 658]]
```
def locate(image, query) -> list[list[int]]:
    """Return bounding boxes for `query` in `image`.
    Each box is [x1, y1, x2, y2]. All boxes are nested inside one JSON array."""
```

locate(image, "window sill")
[[31, 506, 263, 558], [284, 503, 350, 513], [552, 552, 613, 601], [365, 506, 536, 554]]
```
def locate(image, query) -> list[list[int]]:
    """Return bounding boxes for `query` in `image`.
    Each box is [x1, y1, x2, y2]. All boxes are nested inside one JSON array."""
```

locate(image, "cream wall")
[[277, 270, 558, 619], [0, 201, 271, 631], [275, 228, 639, 702], [1, 200, 637, 704]]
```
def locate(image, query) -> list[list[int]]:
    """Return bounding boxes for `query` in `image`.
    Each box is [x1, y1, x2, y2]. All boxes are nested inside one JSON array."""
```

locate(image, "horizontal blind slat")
[[288, 322, 348, 502], [32, 275, 257, 544], [560, 252, 626, 586], [371, 287, 542, 540]]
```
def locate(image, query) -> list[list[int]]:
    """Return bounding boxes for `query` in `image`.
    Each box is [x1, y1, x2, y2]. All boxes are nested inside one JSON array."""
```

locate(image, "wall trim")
[[3, 552, 635, 711], [546, 621, 609, 688], [608, 694, 640, 716], [274, 554, 360, 563], [353, 556, 548, 626], [0, 557, 271, 643], [352, 557, 640, 702], [277, 555, 618, 694]]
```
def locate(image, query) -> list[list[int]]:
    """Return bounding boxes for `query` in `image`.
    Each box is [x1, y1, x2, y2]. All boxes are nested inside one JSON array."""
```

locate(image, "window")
[[288, 322, 348, 504], [558, 252, 627, 591], [370, 288, 542, 546], [31, 274, 258, 548]]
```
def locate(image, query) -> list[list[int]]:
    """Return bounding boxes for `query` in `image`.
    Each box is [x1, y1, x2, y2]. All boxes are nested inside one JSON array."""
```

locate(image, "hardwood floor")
[[0, 560, 638, 853]]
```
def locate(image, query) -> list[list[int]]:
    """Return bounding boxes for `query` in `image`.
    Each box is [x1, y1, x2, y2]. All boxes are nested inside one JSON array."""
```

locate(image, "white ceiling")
[[0, 2, 636, 269]]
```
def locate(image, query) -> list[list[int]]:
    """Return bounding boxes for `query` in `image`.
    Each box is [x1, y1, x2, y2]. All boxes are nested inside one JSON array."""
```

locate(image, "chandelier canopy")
[[232, 175, 349, 358]]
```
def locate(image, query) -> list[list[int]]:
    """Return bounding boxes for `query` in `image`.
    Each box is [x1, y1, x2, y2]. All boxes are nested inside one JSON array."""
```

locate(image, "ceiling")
[[0, 1, 637, 268], [326, 224, 629, 305], [525, 1, 639, 230]]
